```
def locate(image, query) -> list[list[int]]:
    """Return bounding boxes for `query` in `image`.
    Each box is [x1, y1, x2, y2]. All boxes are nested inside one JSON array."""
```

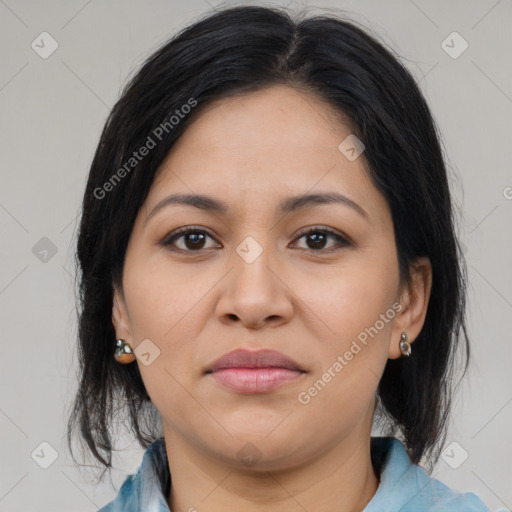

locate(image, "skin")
[[112, 84, 432, 512]]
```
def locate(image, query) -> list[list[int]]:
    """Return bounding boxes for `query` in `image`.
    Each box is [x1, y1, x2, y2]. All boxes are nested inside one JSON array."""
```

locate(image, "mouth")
[[205, 348, 306, 394]]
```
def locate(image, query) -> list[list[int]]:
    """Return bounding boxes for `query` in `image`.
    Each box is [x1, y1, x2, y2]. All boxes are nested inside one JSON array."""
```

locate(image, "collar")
[[99, 436, 489, 511]]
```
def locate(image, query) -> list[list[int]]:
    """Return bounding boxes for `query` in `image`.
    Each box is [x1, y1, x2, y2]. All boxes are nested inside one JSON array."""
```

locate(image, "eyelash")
[[160, 226, 351, 254]]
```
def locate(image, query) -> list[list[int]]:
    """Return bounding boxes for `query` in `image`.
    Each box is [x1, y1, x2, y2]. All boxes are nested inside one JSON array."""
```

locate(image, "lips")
[[206, 348, 304, 373], [205, 348, 306, 394]]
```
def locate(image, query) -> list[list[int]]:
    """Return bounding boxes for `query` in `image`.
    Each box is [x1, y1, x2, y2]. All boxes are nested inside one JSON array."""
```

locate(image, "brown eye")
[[161, 226, 351, 255], [162, 228, 219, 252], [293, 228, 351, 252]]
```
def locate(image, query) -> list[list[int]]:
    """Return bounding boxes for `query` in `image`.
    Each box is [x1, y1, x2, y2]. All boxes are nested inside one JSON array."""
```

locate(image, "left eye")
[[293, 228, 350, 252], [161, 227, 350, 253]]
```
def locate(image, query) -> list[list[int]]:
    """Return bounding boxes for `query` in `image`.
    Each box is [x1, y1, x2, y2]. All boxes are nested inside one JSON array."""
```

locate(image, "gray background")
[[1, 0, 511, 510]]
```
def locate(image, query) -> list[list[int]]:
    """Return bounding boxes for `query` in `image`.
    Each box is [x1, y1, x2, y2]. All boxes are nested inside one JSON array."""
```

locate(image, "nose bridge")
[[231, 231, 277, 295], [215, 230, 293, 327]]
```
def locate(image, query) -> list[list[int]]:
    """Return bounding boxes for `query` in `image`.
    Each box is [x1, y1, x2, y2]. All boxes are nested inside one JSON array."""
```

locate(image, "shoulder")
[[365, 437, 491, 512], [96, 438, 170, 511], [406, 472, 491, 511], [96, 473, 138, 511]]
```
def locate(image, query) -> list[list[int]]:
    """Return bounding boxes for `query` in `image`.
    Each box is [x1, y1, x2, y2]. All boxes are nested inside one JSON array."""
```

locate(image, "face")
[[112, 85, 431, 470]]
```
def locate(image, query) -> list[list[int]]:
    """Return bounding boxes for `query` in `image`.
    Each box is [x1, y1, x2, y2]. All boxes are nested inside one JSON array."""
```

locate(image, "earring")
[[114, 339, 136, 364], [400, 332, 411, 357]]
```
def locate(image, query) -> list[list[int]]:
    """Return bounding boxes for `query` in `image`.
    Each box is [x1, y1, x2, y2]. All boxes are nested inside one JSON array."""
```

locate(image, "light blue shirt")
[[98, 436, 491, 511]]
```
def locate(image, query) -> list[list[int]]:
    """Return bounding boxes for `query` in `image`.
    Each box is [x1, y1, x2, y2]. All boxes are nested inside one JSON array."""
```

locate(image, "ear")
[[388, 256, 432, 359], [112, 283, 132, 343]]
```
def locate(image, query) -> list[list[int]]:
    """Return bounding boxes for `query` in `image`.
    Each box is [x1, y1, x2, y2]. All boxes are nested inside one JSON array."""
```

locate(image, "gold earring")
[[400, 332, 411, 357], [114, 339, 136, 364]]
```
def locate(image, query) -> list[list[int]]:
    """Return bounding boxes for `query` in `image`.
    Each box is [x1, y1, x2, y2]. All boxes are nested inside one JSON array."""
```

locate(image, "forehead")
[[157, 85, 352, 174], [145, 85, 388, 225]]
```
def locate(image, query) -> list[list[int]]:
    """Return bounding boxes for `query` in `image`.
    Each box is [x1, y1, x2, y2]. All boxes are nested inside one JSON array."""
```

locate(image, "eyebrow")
[[144, 191, 369, 226]]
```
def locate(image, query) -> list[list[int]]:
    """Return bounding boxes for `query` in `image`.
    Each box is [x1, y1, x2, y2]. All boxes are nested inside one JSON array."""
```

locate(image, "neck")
[[164, 427, 379, 512]]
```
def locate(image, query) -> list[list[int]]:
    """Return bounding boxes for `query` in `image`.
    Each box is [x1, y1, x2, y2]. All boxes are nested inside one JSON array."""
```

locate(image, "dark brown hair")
[[67, 5, 469, 482]]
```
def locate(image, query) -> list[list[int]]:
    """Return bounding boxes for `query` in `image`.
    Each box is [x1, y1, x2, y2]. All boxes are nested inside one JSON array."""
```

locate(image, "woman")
[[67, 5, 491, 511]]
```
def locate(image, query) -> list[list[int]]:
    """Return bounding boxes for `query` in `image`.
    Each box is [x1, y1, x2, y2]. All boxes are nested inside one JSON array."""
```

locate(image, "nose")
[[215, 244, 294, 330]]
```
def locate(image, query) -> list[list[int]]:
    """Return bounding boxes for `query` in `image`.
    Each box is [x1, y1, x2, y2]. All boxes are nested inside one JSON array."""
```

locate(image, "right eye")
[[160, 227, 220, 253]]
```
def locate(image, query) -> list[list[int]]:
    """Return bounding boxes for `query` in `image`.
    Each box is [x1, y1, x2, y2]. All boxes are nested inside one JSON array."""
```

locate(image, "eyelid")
[[160, 225, 352, 252], [294, 226, 352, 244], [161, 225, 219, 248]]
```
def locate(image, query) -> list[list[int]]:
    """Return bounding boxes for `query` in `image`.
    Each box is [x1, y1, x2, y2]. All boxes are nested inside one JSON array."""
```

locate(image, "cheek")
[[291, 265, 396, 431], [123, 257, 207, 414], [122, 251, 207, 342], [295, 254, 399, 344]]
